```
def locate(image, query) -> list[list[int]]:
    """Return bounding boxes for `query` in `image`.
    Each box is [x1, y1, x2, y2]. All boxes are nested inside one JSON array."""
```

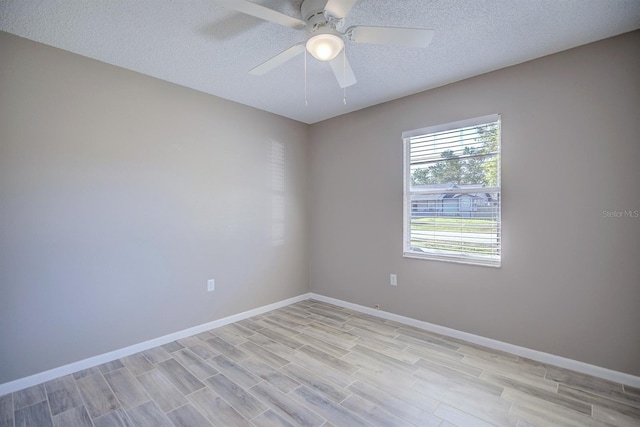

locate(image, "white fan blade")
[[249, 43, 306, 75], [349, 26, 434, 48], [324, 0, 359, 19], [329, 53, 357, 88], [214, 0, 306, 29]]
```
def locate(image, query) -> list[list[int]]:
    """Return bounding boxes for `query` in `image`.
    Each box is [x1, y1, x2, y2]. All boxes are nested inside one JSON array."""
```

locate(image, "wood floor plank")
[[136, 369, 187, 413], [247, 333, 298, 357], [52, 406, 92, 427], [249, 382, 325, 427], [208, 355, 262, 389], [340, 394, 419, 427], [546, 366, 640, 408], [14, 383, 46, 409], [156, 359, 205, 396], [297, 326, 354, 351], [92, 408, 134, 427], [306, 306, 351, 323], [266, 312, 313, 328], [206, 336, 250, 361], [434, 403, 495, 427], [624, 384, 640, 398], [294, 333, 350, 358], [278, 305, 313, 318], [126, 401, 173, 427], [236, 318, 266, 332], [121, 353, 154, 376], [345, 318, 399, 338], [73, 367, 102, 380], [347, 380, 441, 426], [481, 369, 558, 395], [496, 376, 592, 415], [281, 363, 350, 403], [397, 327, 459, 349], [348, 343, 419, 375], [353, 329, 408, 352], [463, 352, 547, 379], [557, 384, 640, 417], [189, 343, 221, 360], [412, 375, 515, 426], [507, 389, 616, 427], [414, 362, 504, 397], [0, 393, 13, 427], [44, 374, 84, 416], [176, 335, 204, 349], [161, 341, 185, 353], [307, 314, 351, 330], [297, 345, 358, 375], [251, 409, 296, 427], [211, 326, 249, 346], [142, 346, 173, 364], [14, 400, 54, 427], [350, 370, 440, 413], [304, 322, 358, 342], [343, 351, 413, 381], [166, 404, 214, 427], [205, 373, 267, 419], [592, 404, 640, 427], [99, 360, 125, 374], [289, 351, 356, 389], [410, 348, 481, 377], [188, 387, 252, 427], [395, 333, 463, 359], [258, 318, 305, 338], [239, 340, 290, 368], [290, 385, 368, 427], [241, 358, 301, 393], [76, 373, 120, 418], [171, 348, 218, 380], [104, 368, 150, 409], [256, 327, 304, 350], [225, 323, 258, 338]]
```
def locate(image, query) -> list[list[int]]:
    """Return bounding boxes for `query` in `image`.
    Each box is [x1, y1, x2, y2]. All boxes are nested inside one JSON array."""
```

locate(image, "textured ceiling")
[[1, 0, 639, 124]]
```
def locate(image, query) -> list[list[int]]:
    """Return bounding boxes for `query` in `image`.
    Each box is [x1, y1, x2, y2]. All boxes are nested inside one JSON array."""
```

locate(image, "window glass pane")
[[404, 116, 501, 267]]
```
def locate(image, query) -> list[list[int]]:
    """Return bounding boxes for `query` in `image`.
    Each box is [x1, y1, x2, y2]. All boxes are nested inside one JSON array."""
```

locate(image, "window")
[[403, 114, 501, 267]]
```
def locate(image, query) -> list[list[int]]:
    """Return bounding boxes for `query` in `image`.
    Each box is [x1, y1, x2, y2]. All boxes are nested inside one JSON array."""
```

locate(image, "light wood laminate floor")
[[1, 299, 639, 426]]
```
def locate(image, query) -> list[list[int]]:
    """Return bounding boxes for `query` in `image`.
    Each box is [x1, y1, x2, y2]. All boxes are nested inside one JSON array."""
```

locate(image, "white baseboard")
[[309, 293, 640, 388], [0, 293, 312, 396], [4, 291, 638, 395]]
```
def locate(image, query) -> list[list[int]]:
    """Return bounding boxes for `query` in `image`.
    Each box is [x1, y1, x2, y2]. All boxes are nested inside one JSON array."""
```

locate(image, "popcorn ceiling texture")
[[1, 0, 639, 123]]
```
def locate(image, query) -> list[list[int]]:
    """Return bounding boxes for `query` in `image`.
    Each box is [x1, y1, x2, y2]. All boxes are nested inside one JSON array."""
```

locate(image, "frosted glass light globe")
[[306, 34, 344, 61]]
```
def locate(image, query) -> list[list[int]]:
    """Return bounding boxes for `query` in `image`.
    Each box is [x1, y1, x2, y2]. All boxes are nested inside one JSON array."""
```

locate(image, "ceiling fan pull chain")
[[304, 49, 308, 106], [343, 47, 347, 105]]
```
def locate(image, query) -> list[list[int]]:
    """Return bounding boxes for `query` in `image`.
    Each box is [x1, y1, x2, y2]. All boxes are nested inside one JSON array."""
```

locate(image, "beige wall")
[[0, 32, 309, 384], [309, 31, 640, 376]]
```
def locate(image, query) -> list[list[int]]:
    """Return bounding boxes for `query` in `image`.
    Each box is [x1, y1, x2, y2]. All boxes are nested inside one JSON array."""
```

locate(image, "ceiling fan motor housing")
[[301, 0, 341, 32]]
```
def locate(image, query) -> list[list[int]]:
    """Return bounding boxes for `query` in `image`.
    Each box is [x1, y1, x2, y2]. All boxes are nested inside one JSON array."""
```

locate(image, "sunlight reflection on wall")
[[271, 140, 285, 246]]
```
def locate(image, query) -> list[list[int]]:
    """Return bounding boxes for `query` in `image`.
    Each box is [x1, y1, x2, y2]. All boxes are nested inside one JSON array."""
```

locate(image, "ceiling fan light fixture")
[[306, 33, 344, 61]]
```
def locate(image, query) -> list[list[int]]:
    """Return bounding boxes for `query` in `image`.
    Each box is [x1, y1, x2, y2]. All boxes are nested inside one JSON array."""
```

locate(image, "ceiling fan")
[[213, 0, 434, 88]]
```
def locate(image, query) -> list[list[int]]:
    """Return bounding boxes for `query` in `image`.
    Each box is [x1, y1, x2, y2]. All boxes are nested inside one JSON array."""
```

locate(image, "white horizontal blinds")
[[404, 115, 501, 266]]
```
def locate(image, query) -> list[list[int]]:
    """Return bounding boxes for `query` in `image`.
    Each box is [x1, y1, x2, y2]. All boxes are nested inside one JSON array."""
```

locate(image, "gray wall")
[[0, 32, 309, 384], [309, 31, 640, 376]]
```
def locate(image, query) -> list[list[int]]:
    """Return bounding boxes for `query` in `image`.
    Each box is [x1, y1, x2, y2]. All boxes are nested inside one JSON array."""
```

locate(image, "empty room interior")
[[1, 1, 639, 426]]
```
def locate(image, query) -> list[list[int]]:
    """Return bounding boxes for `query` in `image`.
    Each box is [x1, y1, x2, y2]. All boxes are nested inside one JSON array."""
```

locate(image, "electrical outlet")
[[207, 279, 215, 292], [390, 273, 397, 286]]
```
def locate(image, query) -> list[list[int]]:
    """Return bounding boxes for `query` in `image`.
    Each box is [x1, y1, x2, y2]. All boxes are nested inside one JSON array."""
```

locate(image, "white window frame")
[[403, 114, 501, 267]]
